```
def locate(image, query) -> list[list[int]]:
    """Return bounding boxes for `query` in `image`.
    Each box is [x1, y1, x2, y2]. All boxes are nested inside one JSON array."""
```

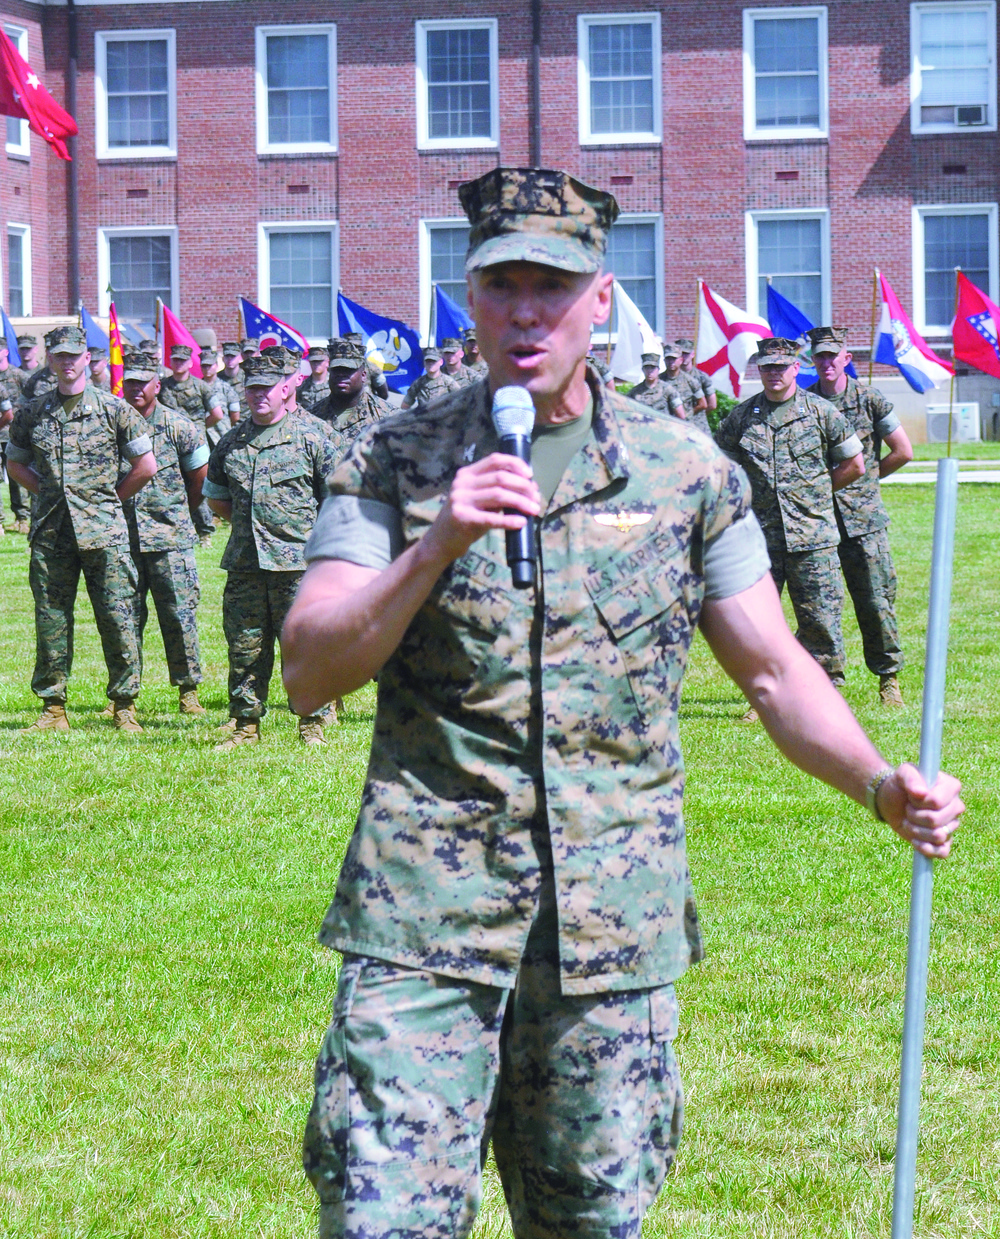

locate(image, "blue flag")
[[433, 283, 473, 345], [338, 292, 422, 393], [80, 304, 109, 351], [765, 285, 858, 388], [1, 306, 20, 366]]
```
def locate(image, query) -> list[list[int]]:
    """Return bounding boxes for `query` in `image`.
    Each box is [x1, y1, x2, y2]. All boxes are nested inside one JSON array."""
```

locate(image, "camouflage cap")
[[123, 351, 161, 382], [459, 167, 619, 275], [661, 340, 682, 359], [641, 352, 660, 367], [423, 346, 442, 362], [462, 327, 477, 342], [328, 338, 366, 370], [306, 344, 329, 360], [16, 333, 36, 349], [242, 354, 287, 386], [239, 337, 260, 354], [343, 332, 364, 347], [45, 325, 89, 354], [170, 344, 193, 361], [439, 337, 462, 352], [260, 344, 300, 375], [751, 336, 801, 366], [199, 345, 218, 361], [89, 346, 108, 360], [221, 341, 241, 358], [675, 337, 695, 352], [807, 326, 849, 356]]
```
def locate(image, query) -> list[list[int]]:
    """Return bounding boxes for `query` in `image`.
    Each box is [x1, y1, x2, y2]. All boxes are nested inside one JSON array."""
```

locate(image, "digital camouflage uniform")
[[0, 361, 25, 526], [715, 383, 863, 681], [159, 371, 224, 535], [807, 375, 904, 677], [205, 374, 243, 427], [19, 364, 58, 411], [299, 372, 332, 413], [667, 367, 712, 436], [403, 368, 461, 407], [312, 386, 392, 458], [122, 397, 209, 689], [7, 375, 152, 704], [626, 376, 685, 418], [204, 406, 340, 721]]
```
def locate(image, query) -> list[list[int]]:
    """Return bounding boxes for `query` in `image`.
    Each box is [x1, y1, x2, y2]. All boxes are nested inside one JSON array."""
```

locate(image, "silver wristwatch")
[[865, 767, 894, 821]]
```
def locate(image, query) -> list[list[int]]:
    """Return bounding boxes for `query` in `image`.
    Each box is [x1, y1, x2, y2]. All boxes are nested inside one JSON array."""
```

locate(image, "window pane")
[[430, 225, 470, 309], [755, 74, 820, 127], [105, 39, 170, 147], [920, 9, 990, 109], [109, 235, 172, 323], [924, 213, 990, 324], [267, 34, 330, 144], [754, 16, 820, 128], [757, 218, 823, 324], [426, 28, 492, 138], [269, 231, 333, 337], [6, 116, 21, 146], [8, 232, 23, 317], [588, 22, 654, 134], [605, 222, 656, 329]]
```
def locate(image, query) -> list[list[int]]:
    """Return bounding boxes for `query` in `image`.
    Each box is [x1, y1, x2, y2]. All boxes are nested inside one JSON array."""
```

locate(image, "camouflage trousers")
[[303, 874, 684, 1239], [838, 529, 903, 677], [2, 446, 29, 521], [765, 532, 845, 683], [28, 537, 141, 702], [192, 499, 216, 538], [222, 569, 303, 719], [132, 546, 203, 688]]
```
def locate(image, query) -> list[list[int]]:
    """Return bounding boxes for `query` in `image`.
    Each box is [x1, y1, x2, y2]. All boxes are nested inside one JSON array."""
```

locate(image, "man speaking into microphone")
[[281, 169, 962, 1238]]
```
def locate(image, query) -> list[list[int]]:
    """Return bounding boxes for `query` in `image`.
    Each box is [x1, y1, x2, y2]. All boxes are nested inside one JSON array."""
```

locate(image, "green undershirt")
[[530, 393, 594, 507], [60, 392, 83, 416]]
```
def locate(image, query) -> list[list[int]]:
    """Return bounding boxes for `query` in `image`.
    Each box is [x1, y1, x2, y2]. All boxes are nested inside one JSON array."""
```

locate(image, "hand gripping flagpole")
[[890, 455, 958, 1239]]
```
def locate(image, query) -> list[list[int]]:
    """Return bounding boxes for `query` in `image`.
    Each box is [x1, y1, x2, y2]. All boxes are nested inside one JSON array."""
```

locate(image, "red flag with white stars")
[[0, 28, 78, 161], [952, 271, 1000, 382]]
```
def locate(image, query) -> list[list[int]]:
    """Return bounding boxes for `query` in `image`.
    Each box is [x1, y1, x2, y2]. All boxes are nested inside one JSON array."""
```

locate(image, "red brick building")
[[1, 0, 997, 415]]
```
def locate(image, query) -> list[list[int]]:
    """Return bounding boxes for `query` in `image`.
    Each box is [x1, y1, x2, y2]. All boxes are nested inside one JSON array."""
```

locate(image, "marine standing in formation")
[[626, 351, 685, 417], [461, 326, 488, 378], [313, 339, 392, 452], [299, 344, 331, 413], [219, 342, 250, 420], [806, 326, 913, 706], [199, 345, 243, 428], [440, 336, 477, 388], [660, 340, 711, 434], [202, 353, 340, 749], [0, 334, 25, 535], [6, 326, 158, 732], [88, 346, 111, 391], [400, 345, 460, 409], [158, 344, 225, 543], [678, 337, 716, 421], [121, 349, 210, 718]]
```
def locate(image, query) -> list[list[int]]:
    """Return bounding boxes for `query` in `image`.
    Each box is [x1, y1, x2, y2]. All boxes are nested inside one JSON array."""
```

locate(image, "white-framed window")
[[746, 209, 831, 325], [95, 30, 176, 159], [415, 19, 498, 150], [255, 24, 337, 156], [4, 26, 30, 158], [578, 13, 661, 145], [7, 224, 31, 317], [257, 222, 339, 340], [910, 2, 996, 135], [743, 7, 828, 141], [418, 218, 471, 340], [98, 227, 178, 326], [912, 204, 999, 332], [591, 213, 663, 341]]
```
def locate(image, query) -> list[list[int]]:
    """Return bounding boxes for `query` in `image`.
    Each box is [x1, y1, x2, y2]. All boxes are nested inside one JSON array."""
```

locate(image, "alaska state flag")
[[874, 273, 953, 392], [80, 304, 109, 352], [239, 297, 308, 353], [433, 283, 473, 345], [765, 285, 859, 388], [337, 292, 421, 393], [952, 271, 1000, 381]]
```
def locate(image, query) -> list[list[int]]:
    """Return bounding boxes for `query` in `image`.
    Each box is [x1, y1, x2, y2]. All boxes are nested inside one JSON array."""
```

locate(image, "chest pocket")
[[32, 420, 62, 456], [422, 548, 513, 698], [738, 423, 771, 469], [588, 559, 692, 724], [269, 461, 309, 486], [785, 422, 825, 481]]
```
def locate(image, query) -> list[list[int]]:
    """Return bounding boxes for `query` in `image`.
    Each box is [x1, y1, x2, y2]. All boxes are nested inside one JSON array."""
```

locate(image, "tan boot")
[[217, 716, 237, 734], [178, 688, 206, 716], [99, 700, 115, 718], [21, 701, 70, 732], [112, 700, 144, 733], [738, 705, 759, 724], [15, 519, 29, 535], [298, 715, 327, 746], [215, 718, 259, 750], [879, 675, 904, 707]]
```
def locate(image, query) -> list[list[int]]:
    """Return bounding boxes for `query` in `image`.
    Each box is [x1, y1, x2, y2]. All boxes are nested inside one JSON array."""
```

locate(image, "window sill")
[[911, 125, 997, 137], [97, 151, 177, 163], [417, 139, 499, 152], [257, 145, 339, 158], [744, 129, 829, 143], [5, 150, 30, 163], [579, 135, 661, 148]]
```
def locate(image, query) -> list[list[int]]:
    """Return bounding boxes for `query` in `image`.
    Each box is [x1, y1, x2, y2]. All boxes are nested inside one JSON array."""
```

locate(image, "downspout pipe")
[[530, 0, 541, 167], [66, 0, 80, 313]]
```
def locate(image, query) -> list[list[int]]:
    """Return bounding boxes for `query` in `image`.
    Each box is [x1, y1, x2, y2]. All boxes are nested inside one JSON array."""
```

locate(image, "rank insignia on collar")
[[594, 511, 653, 533], [463, 443, 476, 462]]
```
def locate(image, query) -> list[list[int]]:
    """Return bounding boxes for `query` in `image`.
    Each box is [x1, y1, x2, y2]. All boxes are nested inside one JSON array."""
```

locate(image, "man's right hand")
[[422, 453, 542, 567]]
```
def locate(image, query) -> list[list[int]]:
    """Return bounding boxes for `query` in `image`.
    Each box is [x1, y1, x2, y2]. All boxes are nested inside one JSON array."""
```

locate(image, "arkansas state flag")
[[161, 302, 203, 378], [952, 271, 1000, 381], [874, 273, 953, 393], [695, 280, 772, 397], [0, 29, 78, 161]]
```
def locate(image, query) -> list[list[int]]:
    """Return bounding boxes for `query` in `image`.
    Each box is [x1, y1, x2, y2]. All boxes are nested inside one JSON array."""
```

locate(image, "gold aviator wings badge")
[[594, 511, 653, 533]]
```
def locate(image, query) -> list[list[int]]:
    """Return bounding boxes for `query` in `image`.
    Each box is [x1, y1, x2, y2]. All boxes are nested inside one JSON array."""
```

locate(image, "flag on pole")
[[238, 297, 308, 353], [80, 304, 109, 352], [695, 280, 771, 397], [108, 303, 125, 395], [2, 306, 21, 366], [433, 284, 473, 344], [765, 284, 858, 387], [608, 281, 662, 383], [952, 271, 1000, 381], [337, 292, 422, 392], [874, 273, 953, 392], [0, 29, 78, 161], [160, 302, 204, 378]]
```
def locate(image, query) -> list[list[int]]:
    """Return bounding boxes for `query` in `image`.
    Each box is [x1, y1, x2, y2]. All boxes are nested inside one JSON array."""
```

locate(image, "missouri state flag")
[[874, 272, 953, 392], [695, 280, 771, 397], [952, 271, 1000, 381]]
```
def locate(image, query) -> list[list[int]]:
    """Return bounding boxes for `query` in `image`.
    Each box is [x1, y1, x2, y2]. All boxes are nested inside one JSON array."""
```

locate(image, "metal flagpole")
[[693, 278, 702, 365], [946, 268, 961, 458], [868, 268, 881, 386], [605, 280, 615, 367], [890, 455, 959, 1239]]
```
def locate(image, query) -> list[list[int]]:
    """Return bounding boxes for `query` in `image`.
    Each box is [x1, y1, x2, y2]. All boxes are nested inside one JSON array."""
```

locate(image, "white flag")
[[695, 280, 771, 397], [609, 281, 663, 384]]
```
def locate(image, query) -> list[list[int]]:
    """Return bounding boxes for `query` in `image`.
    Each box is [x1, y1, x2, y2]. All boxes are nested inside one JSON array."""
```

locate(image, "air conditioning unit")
[[956, 104, 987, 125], [926, 403, 980, 443], [921, 103, 987, 126]]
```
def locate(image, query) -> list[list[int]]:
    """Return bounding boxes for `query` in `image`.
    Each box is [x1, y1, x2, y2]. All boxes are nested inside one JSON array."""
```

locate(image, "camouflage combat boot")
[[215, 719, 259, 750], [298, 715, 327, 746], [15, 518, 29, 534], [21, 701, 70, 732], [178, 688, 206, 716], [112, 700, 144, 733], [879, 675, 904, 707]]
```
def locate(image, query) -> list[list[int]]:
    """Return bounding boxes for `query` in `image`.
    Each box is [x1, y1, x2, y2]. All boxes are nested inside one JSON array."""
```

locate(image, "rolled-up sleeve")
[[828, 432, 863, 463], [123, 433, 153, 460], [202, 477, 231, 501], [304, 495, 404, 569], [875, 410, 901, 437], [5, 441, 31, 464], [180, 443, 211, 471], [703, 511, 771, 600]]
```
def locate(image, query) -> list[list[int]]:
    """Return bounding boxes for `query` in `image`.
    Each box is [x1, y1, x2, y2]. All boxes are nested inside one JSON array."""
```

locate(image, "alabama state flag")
[[952, 271, 1000, 381], [695, 280, 771, 397]]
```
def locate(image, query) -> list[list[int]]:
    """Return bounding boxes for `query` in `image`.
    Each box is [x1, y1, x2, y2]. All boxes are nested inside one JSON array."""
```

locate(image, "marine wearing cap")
[[46, 325, 88, 353], [751, 337, 802, 366], [328, 338, 367, 370], [807, 326, 849, 356], [123, 350, 161, 382]]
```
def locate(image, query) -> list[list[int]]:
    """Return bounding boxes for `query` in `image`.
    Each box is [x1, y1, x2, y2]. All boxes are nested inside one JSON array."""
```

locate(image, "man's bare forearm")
[[116, 453, 157, 501], [7, 459, 39, 494], [831, 453, 864, 491]]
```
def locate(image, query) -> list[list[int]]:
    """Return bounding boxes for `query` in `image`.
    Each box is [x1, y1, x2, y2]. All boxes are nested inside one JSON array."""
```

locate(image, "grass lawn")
[[1, 485, 997, 1238]]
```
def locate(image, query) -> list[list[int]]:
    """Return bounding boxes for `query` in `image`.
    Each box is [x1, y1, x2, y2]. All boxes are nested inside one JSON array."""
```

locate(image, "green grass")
[[1, 488, 997, 1237]]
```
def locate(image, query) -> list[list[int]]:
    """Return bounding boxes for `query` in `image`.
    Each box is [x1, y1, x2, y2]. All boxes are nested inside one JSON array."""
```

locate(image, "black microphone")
[[491, 385, 536, 590]]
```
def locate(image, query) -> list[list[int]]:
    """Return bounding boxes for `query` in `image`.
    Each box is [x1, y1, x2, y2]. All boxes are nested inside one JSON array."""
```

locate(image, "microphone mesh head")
[[491, 385, 535, 437]]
